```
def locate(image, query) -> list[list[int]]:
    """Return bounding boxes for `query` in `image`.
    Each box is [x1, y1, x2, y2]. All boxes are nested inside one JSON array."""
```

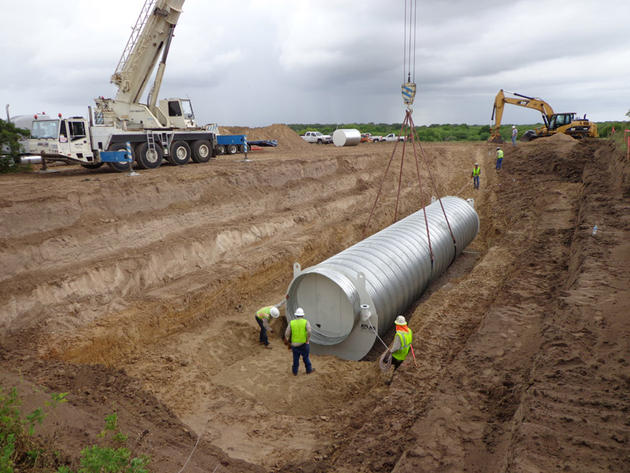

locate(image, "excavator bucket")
[[488, 132, 504, 144]]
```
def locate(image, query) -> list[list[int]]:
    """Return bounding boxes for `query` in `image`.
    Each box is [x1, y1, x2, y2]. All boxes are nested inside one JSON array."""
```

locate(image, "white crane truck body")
[[21, 0, 247, 171]]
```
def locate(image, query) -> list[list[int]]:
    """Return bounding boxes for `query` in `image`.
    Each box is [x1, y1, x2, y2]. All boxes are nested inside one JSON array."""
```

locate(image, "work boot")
[[264, 345, 272, 349], [307, 368, 316, 375]]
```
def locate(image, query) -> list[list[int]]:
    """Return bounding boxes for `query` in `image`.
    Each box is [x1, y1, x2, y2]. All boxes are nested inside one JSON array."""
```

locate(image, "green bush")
[[60, 413, 150, 473], [0, 386, 148, 473], [0, 120, 29, 173]]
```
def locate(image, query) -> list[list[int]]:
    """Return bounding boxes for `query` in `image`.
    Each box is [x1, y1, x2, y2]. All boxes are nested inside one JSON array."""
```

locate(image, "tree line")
[[289, 121, 629, 141]]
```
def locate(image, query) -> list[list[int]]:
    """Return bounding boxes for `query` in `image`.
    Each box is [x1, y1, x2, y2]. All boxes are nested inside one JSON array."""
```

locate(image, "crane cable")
[[365, 1, 457, 265]]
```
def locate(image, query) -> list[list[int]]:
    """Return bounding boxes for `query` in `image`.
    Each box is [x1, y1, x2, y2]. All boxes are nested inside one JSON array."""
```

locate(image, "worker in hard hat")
[[284, 307, 315, 376], [511, 125, 518, 146], [381, 315, 413, 383], [495, 146, 504, 171], [471, 162, 481, 190], [255, 306, 279, 348]]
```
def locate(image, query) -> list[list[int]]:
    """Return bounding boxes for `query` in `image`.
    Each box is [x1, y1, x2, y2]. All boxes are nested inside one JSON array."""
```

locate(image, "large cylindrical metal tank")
[[285, 196, 479, 360], [332, 129, 361, 147]]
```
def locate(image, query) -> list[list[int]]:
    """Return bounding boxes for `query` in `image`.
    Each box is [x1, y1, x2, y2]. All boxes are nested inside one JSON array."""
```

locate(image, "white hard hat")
[[512, 125, 516, 128], [294, 307, 305, 317], [394, 315, 407, 326], [496, 146, 500, 150], [474, 162, 479, 166], [270, 306, 280, 318]]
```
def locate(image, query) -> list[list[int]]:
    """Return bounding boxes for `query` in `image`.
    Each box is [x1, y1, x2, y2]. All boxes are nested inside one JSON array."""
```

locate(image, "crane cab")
[[159, 98, 198, 129], [24, 116, 93, 163]]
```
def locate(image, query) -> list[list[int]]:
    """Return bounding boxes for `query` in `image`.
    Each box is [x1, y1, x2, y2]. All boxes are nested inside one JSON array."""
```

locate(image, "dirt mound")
[[537, 132, 577, 142], [220, 124, 311, 152]]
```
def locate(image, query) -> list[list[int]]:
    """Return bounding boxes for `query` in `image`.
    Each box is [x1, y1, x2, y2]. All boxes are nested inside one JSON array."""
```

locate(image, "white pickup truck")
[[384, 133, 405, 142], [302, 131, 332, 144]]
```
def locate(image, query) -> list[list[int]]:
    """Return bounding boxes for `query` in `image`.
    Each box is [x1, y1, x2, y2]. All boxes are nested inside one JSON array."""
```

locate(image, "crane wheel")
[[216, 145, 226, 156], [136, 142, 163, 169], [227, 144, 238, 155], [81, 162, 104, 170], [106, 143, 134, 172], [168, 141, 191, 165], [191, 140, 212, 163]]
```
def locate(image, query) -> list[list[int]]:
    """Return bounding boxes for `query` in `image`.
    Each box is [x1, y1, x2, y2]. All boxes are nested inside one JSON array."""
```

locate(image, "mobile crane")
[[22, 0, 247, 171], [489, 89, 598, 143]]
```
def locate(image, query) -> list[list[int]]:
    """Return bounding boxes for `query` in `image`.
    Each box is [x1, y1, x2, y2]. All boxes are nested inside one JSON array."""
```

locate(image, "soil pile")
[[537, 132, 578, 143], [220, 124, 311, 152]]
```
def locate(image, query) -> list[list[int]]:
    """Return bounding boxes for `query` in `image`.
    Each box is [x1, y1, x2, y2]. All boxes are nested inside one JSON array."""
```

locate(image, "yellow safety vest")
[[472, 167, 480, 177], [392, 328, 413, 361], [290, 318, 308, 344], [496, 150, 504, 159], [256, 306, 273, 320]]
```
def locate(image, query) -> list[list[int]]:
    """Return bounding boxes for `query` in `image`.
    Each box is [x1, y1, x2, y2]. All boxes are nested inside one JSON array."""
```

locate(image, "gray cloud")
[[2, 0, 629, 126]]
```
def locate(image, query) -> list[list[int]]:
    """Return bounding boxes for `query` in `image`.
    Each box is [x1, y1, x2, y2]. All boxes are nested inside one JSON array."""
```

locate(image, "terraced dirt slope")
[[0, 131, 628, 473]]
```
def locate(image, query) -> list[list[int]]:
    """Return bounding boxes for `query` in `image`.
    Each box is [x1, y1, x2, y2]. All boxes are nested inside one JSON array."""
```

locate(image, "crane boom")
[[111, 0, 184, 105]]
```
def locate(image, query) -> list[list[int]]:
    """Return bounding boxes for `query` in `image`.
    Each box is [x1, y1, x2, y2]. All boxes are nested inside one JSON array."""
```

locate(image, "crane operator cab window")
[[59, 121, 68, 142], [180, 99, 195, 120], [31, 120, 60, 140], [168, 100, 182, 117], [68, 121, 86, 141]]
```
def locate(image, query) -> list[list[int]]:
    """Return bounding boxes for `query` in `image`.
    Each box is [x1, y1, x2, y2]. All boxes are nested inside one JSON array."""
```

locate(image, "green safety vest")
[[392, 328, 413, 361], [290, 318, 308, 344], [472, 167, 480, 177], [497, 150, 504, 159], [256, 306, 273, 320]]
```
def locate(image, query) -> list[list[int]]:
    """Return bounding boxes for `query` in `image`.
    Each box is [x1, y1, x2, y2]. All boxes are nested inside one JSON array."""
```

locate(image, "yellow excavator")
[[489, 89, 598, 143]]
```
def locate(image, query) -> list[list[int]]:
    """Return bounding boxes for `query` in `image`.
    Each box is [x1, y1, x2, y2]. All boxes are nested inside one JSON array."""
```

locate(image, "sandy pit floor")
[[1, 127, 628, 473]]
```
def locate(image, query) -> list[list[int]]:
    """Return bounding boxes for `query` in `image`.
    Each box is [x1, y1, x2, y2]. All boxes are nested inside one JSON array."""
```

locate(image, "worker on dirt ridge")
[[511, 125, 518, 146], [284, 307, 315, 376], [495, 146, 504, 171], [380, 315, 413, 384], [471, 163, 481, 190], [255, 306, 279, 348]]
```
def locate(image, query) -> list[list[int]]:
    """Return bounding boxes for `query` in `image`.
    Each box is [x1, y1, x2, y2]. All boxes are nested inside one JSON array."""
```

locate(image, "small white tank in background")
[[332, 129, 361, 147]]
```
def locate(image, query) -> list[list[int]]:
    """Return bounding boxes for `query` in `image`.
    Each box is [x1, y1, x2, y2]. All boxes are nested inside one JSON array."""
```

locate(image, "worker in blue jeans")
[[284, 307, 315, 376], [471, 163, 481, 189], [496, 147, 504, 170], [255, 305, 279, 347]]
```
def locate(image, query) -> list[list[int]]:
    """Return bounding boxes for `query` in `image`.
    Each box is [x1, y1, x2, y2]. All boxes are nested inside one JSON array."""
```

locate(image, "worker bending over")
[[495, 146, 504, 171], [255, 306, 279, 348], [284, 308, 315, 376]]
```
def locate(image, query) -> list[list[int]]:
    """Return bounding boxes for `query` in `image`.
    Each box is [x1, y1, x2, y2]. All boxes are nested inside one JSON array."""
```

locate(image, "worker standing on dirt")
[[496, 146, 504, 171], [255, 306, 279, 348], [284, 307, 315, 376], [511, 125, 518, 146], [471, 163, 481, 189], [380, 315, 413, 384]]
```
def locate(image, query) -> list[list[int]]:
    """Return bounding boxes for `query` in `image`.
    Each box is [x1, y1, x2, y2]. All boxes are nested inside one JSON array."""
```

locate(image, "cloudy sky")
[[1, 0, 629, 127]]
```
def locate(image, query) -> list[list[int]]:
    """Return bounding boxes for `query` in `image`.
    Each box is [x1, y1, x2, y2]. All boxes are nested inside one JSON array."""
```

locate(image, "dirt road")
[[1, 128, 628, 472]]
